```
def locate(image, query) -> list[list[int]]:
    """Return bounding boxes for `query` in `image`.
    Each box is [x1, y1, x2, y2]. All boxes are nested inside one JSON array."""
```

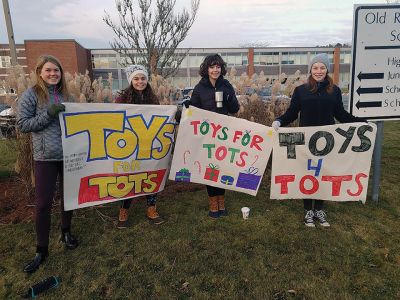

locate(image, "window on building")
[[254, 52, 279, 66], [224, 53, 244, 66], [92, 54, 118, 69], [188, 54, 205, 68], [0, 56, 11, 68], [340, 51, 351, 64]]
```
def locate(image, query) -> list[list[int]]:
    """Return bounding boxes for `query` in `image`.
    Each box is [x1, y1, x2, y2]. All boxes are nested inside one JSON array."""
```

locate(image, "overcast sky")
[[0, 0, 390, 49]]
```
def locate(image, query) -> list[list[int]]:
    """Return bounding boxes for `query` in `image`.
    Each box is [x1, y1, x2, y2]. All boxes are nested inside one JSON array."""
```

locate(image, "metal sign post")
[[350, 4, 400, 202]]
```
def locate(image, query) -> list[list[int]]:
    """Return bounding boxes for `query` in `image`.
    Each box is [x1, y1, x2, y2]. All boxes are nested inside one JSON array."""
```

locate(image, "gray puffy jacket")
[[17, 87, 67, 161]]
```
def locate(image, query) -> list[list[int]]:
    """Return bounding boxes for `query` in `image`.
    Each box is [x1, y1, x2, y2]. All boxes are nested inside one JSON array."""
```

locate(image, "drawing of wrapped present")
[[175, 168, 191, 182], [236, 167, 261, 191], [220, 175, 234, 186], [204, 163, 220, 182]]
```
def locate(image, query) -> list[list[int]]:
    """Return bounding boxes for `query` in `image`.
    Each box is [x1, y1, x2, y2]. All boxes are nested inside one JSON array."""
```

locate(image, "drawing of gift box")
[[175, 168, 191, 182], [220, 175, 234, 186], [204, 163, 220, 182], [236, 167, 261, 191]]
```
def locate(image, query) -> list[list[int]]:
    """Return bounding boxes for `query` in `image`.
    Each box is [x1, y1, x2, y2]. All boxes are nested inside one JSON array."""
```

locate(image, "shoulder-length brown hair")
[[307, 74, 334, 94], [118, 83, 159, 105], [33, 55, 69, 104], [199, 54, 227, 78]]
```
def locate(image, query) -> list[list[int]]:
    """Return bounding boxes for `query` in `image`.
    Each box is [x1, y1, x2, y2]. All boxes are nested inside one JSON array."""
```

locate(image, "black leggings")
[[34, 161, 72, 248], [303, 199, 324, 211], [121, 194, 158, 209], [206, 185, 225, 197]]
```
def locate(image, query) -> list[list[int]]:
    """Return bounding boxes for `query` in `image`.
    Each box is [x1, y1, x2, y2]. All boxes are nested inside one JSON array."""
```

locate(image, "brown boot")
[[117, 208, 129, 229], [147, 206, 165, 225], [208, 196, 219, 218], [217, 195, 228, 216]]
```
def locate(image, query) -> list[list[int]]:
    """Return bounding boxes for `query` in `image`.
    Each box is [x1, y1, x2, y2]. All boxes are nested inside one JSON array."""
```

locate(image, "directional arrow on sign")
[[357, 72, 384, 81], [356, 100, 382, 109], [356, 86, 383, 96]]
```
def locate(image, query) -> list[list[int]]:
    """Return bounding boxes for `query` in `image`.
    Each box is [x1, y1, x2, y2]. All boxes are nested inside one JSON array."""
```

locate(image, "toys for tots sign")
[[270, 123, 377, 202]]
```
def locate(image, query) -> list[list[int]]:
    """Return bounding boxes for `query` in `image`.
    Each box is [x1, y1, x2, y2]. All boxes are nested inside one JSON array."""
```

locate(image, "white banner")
[[60, 103, 177, 210], [270, 123, 377, 203], [169, 107, 274, 195]]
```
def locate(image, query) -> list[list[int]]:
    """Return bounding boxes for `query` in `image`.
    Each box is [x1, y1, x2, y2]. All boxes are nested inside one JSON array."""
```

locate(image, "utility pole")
[[2, 0, 18, 66]]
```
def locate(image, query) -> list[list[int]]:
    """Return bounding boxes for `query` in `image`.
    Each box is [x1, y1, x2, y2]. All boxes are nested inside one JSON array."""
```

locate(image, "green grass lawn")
[[0, 122, 399, 299], [0, 139, 17, 178]]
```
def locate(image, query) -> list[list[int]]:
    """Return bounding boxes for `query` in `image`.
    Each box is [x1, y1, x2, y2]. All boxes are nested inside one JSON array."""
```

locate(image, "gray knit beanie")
[[309, 53, 330, 73]]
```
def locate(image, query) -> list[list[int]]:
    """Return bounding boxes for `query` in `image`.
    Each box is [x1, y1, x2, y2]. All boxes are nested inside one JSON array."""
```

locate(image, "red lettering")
[[250, 134, 264, 151], [275, 175, 295, 194], [215, 146, 228, 161], [210, 123, 222, 138], [322, 175, 352, 196], [347, 173, 368, 196], [233, 130, 243, 143], [190, 120, 201, 135], [299, 175, 319, 195], [236, 151, 248, 167]]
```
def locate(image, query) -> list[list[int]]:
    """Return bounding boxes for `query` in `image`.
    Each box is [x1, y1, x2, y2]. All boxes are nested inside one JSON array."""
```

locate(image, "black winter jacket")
[[277, 80, 364, 127], [190, 76, 239, 115]]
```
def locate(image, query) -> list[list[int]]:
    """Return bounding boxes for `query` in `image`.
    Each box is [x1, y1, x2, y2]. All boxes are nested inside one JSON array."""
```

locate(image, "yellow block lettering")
[[64, 112, 125, 160], [88, 176, 116, 198], [128, 173, 148, 193], [108, 176, 135, 198], [106, 129, 138, 159], [143, 173, 158, 193], [127, 115, 168, 159], [152, 123, 175, 159]]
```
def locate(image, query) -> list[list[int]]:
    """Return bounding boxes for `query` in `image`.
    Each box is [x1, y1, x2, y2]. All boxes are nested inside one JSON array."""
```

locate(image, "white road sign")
[[350, 4, 400, 121]]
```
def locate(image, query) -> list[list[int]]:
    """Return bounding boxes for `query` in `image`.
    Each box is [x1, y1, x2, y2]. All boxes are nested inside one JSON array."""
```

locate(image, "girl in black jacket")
[[190, 54, 240, 218], [272, 53, 365, 227]]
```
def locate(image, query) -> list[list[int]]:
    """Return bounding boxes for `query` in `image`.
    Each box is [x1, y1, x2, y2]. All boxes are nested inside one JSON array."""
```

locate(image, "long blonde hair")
[[33, 55, 69, 104]]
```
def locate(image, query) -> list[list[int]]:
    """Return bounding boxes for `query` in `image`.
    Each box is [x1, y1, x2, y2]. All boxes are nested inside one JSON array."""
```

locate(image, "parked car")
[[0, 106, 16, 138], [0, 103, 10, 113], [181, 87, 194, 101], [237, 87, 272, 102], [174, 87, 194, 109]]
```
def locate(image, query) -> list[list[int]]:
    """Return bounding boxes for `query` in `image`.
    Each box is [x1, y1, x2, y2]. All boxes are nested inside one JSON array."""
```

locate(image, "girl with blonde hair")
[[17, 55, 78, 273]]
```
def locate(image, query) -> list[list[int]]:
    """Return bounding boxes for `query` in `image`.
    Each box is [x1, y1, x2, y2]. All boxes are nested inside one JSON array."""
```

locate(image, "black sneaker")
[[314, 210, 330, 227], [60, 232, 79, 249], [304, 210, 315, 227], [23, 252, 48, 273]]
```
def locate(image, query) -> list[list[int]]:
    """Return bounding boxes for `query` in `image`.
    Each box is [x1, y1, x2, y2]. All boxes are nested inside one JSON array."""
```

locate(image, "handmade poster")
[[169, 106, 274, 195], [270, 123, 377, 203], [60, 103, 177, 210]]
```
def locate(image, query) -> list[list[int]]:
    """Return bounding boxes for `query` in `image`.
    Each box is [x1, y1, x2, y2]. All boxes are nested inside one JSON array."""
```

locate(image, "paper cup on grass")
[[241, 207, 250, 219]]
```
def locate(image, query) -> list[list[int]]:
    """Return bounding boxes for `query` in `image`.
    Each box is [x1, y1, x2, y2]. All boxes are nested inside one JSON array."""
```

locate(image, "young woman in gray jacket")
[[17, 55, 78, 273]]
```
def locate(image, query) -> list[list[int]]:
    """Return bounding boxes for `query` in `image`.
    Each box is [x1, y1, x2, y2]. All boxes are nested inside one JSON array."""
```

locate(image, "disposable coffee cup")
[[215, 91, 223, 108], [241, 207, 250, 219]]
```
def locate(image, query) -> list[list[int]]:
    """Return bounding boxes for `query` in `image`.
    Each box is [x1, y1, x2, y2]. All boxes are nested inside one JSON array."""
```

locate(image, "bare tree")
[[104, 0, 200, 78]]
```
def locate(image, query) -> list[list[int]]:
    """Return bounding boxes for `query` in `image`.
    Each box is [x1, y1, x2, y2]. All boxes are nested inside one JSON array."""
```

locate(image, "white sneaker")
[[304, 210, 315, 227], [314, 210, 330, 227]]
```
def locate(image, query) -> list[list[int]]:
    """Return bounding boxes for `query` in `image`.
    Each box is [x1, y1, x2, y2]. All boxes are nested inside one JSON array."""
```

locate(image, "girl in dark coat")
[[272, 53, 365, 227], [190, 54, 240, 218]]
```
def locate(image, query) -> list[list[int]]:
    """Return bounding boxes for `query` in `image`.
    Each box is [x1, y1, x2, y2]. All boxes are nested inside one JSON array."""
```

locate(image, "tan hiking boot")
[[208, 196, 219, 218], [217, 195, 228, 216], [147, 206, 165, 225], [117, 208, 129, 229]]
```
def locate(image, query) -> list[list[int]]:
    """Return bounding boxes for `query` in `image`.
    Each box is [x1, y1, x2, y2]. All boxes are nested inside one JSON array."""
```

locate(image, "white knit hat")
[[124, 65, 148, 83]]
